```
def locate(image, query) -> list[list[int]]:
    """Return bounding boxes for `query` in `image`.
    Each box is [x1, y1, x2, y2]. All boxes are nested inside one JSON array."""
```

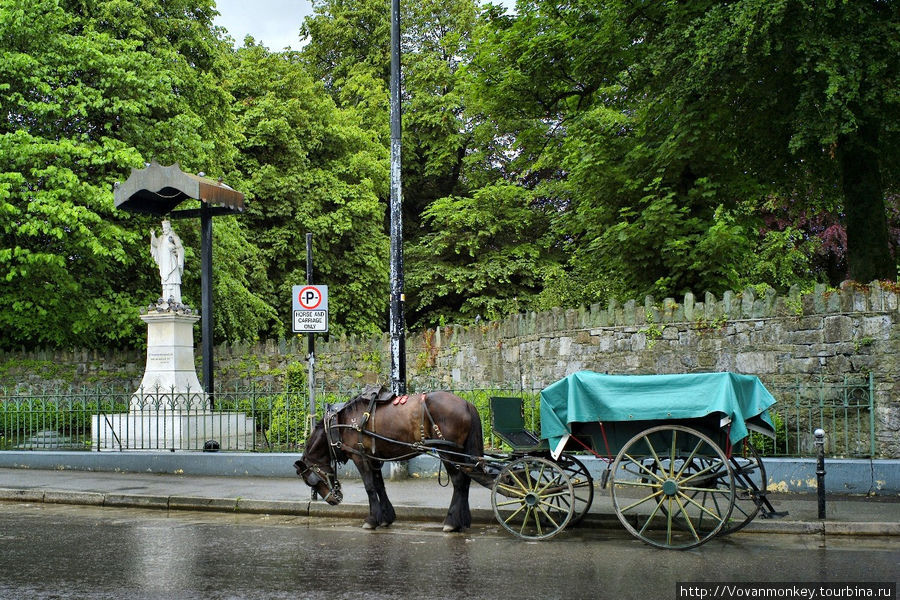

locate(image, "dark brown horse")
[[294, 385, 485, 532]]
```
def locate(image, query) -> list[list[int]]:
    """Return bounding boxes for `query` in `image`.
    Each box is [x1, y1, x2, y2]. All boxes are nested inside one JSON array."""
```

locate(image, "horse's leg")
[[370, 464, 396, 527], [353, 456, 383, 530], [441, 462, 472, 533]]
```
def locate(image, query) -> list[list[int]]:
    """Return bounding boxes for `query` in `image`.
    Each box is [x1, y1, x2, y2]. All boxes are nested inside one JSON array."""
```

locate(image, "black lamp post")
[[389, 0, 406, 394]]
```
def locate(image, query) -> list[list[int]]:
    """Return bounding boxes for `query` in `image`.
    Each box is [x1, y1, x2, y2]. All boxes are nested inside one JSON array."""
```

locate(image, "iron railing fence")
[[760, 374, 875, 458], [0, 377, 876, 457]]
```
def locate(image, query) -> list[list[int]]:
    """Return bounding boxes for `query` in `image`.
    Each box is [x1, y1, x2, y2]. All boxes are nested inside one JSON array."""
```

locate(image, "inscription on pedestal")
[[148, 351, 174, 369]]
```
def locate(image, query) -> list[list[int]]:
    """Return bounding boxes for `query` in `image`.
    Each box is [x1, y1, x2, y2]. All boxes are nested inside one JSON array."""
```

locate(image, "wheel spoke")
[[535, 504, 564, 530], [669, 430, 677, 478], [644, 436, 664, 473], [503, 503, 527, 524], [666, 496, 674, 545], [679, 460, 725, 486], [618, 488, 664, 513], [613, 478, 663, 489], [622, 453, 665, 482], [674, 439, 706, 479], [673, 494, 701, 542], [495, 482, 527, 498], [676, 484, 734, 494], [638, 495, 667, 535], [678, 489, 728, 521]]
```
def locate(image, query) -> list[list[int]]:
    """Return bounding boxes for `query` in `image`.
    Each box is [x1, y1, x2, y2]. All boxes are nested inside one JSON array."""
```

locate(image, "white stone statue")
[[150, 219, 184, 303]]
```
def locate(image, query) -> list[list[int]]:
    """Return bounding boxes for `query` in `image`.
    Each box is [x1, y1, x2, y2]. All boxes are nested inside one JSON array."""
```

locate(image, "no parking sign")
[[291, 285, 328, 332]]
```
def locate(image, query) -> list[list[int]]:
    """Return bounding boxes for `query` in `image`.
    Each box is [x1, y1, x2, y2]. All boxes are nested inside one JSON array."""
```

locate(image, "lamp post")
[[389, 0, 406, 394]]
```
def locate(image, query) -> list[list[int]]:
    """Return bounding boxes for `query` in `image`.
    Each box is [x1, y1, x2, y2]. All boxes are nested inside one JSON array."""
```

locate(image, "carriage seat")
[[490, 396, 548, 451]]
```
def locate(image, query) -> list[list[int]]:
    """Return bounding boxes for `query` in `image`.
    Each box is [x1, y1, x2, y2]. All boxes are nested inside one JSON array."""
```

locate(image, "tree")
[[407, 183, 560, 323], [463, 0, 760, 301], [0, 0, 267, 349], [463, 0, 898, 310], [228, 42, 390, 336], [632, 0, 899, 283]]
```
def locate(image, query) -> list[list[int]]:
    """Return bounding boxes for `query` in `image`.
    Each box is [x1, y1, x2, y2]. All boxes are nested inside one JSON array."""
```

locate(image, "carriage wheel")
[[609, 425, 735, 549], [722, 440, 767, 535], [653, 439, 765, 536], [552, 455, 594, 527], [491, 456, 574, 540]]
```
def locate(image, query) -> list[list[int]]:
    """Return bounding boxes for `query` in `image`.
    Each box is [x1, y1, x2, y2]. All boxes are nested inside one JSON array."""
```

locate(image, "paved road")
[[0, 503, 896, 600]]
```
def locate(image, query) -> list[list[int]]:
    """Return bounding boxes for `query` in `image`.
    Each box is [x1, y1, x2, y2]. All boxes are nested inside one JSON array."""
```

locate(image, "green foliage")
[[228, 43, 390, 337], [0, 0, 243, 349], [407, 183, 561, 323], [284, 361, 307, 391], [0, 397, 127, 446], [1, 0, 896, 353]]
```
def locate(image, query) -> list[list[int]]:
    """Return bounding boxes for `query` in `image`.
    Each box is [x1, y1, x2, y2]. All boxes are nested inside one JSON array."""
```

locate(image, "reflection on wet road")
[[0, 503, 896, 600]]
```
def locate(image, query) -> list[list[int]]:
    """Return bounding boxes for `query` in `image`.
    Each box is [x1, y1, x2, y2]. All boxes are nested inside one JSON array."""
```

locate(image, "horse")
[[294, 385, 486, 532]]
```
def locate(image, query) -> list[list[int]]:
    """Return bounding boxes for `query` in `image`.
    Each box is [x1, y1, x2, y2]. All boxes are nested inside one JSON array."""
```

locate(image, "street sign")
[[292, 285, 328, 333]]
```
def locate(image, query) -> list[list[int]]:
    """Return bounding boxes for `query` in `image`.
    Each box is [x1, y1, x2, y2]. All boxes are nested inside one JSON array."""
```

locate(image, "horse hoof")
[[443, 524, 461, 533], [379, 522, 391, 528], [362, 522, 377, 530]]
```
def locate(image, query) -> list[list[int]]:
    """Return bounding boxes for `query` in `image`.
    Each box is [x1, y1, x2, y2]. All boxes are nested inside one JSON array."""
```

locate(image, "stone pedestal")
[[133, 311, 205, 410], [92, 305, 256, 450]]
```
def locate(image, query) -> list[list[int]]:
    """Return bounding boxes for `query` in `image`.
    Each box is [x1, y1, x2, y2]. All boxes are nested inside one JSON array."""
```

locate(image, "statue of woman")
[[150, 219, 185, 303]]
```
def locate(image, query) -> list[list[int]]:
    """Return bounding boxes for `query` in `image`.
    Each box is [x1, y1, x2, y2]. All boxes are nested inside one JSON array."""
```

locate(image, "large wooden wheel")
[[654, 440, 766, 537], [552, 454, 594, 527], [491, 456, 574, 540], [609, 425, 735, 549], [722, 440, 767, 535]]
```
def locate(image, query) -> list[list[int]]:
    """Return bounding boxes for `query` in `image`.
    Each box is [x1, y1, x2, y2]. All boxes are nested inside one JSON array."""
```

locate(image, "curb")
[[1, 488, 895, 537]]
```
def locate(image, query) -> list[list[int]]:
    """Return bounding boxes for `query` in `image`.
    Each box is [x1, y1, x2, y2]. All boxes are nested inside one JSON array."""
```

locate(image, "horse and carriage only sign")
[[292, 285, 328, 333]]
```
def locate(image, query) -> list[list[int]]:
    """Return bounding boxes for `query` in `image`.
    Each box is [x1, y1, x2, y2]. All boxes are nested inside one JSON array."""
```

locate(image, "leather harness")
[[324, 388, 459, 464]]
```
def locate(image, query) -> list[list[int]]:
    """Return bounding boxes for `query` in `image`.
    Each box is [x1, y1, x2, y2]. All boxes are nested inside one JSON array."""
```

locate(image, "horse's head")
[[294, 421, 343, 505]]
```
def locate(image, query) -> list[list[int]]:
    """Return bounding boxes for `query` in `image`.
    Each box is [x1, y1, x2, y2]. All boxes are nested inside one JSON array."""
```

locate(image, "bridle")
[[296, 457, 343, 504], [298, 407, 347, 504]]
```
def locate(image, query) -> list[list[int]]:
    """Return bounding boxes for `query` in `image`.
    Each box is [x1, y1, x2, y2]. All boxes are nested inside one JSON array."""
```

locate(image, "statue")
[[150, 219, 184, 303]]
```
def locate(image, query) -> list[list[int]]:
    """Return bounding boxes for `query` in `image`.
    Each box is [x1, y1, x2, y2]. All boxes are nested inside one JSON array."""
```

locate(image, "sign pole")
[[305, 233, 316, 437], [306, 233, 316, 501]]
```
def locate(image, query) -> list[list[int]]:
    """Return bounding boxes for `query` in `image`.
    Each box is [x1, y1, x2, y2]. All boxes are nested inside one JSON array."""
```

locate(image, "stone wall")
[[2, 282, 898, 456]]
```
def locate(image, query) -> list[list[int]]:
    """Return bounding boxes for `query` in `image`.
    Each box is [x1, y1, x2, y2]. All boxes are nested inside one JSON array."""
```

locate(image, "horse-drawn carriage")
[[295, 371, 781, 550]]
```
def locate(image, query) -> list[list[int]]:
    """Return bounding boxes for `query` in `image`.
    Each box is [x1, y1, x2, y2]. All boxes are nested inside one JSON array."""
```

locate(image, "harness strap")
[[421, 396, 444, 444]]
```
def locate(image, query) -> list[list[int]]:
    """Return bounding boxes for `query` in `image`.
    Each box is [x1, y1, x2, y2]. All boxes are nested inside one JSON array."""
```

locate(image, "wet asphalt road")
[[0, 503, 896, 600]]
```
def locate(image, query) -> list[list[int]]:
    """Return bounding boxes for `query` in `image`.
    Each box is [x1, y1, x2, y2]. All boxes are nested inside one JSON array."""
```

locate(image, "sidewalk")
[[1, 467, 897, 537]]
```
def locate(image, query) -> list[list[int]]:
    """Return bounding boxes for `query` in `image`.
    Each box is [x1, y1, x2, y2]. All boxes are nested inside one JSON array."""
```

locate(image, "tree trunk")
[[839, 119, 895, 282]]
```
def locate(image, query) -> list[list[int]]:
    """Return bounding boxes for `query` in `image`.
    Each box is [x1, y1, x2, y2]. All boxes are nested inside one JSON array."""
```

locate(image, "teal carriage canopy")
[[539, 371, 777, 458]]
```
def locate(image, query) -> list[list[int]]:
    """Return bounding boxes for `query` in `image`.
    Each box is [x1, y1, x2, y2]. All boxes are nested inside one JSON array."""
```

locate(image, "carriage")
[[484, 371, 781, 549], [295, 371, 781, 550]]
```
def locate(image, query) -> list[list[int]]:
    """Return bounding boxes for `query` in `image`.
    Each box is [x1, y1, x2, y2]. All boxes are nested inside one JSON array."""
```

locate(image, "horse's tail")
[[463, 400, 497, 488], [464, 400, 484, 460]]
